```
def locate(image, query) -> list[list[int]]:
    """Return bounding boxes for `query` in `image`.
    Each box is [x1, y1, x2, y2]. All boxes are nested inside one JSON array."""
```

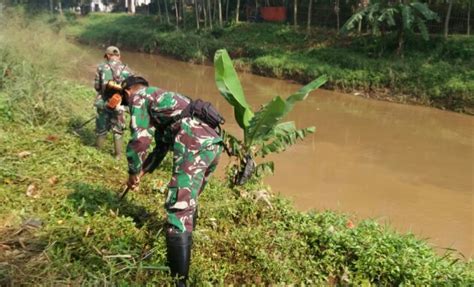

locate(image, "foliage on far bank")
[[1, 9, 474, 286], [340, 0, 440, 55], [62, 12, 474, 114]]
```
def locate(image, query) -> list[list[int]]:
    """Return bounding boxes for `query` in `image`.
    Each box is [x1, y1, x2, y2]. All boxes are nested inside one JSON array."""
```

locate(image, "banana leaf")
[[214, 49, 254, 129], [246, 75, 327, 145], [258, 122, 315, 157], [245, 96, 286, 146]]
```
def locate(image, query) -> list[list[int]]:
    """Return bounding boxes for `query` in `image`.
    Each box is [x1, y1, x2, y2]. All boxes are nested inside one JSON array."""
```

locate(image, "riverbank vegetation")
[[1, 10, 473, 285]]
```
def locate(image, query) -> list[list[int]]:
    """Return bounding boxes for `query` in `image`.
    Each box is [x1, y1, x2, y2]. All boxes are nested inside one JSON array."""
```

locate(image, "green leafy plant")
[[214, 49, 327, 185], [341, 0, 439, 55]]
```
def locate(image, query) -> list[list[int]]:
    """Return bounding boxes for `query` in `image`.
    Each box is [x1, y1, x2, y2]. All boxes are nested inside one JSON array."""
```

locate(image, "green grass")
[[62, 12, 474, 114], [1, 9, 473, 285]]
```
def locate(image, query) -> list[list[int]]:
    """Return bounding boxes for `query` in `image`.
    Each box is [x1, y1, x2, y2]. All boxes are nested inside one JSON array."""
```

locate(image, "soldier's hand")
[[127, 174, 141, 190]]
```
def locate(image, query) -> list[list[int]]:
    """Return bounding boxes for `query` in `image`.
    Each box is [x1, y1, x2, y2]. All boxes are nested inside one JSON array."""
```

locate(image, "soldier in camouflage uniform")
[[94, 46, 133, 159], [121, 76, 223, 286]]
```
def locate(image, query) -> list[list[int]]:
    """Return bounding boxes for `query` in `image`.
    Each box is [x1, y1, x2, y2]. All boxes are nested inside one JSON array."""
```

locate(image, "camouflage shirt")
[[94, 59, 133, 98], [126, 87, 222, 175]]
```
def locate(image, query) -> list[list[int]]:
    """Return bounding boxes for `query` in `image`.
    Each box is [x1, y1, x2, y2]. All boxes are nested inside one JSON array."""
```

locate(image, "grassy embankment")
[[1, 11, 473, 285], [62, 12, 474, 114]]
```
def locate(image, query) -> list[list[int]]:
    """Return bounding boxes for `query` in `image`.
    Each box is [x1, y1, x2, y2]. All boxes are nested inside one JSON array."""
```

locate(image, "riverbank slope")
[[1, 10, 473, 285], [61, 12, 474, 114]]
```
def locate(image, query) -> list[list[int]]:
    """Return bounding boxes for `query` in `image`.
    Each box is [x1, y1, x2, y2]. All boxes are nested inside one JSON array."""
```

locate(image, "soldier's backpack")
[[179, 99, 225, 130], [102, 63, 129, 99]]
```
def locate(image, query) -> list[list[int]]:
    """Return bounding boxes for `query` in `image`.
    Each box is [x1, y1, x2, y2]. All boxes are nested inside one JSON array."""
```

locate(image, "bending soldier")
[[94, 46, 133, 159], [121, 76, 224, 286]]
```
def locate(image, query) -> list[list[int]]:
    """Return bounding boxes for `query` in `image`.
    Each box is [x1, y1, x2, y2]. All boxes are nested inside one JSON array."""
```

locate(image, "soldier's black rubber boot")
[[96, 134, 106, 149], [166, 231, 192, 287], [113, 134, 123, 159]]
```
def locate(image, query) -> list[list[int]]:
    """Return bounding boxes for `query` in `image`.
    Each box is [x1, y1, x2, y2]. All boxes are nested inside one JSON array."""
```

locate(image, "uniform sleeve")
[[126, 97, 155, 175], [141, 129, 170, 173], [94, 65, 102, 92]]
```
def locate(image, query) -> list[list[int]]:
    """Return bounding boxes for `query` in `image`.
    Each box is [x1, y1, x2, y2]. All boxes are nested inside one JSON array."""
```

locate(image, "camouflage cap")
[[104, 46, 120, 57]]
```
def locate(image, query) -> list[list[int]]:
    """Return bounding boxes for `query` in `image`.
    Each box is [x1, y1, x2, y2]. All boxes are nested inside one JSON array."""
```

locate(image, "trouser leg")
[[95, 108, 108, 148], [164, 144, 222, 284], [95, 134, 106, 148], [113, 133, 123, 159], [165, 143, 222, 233]]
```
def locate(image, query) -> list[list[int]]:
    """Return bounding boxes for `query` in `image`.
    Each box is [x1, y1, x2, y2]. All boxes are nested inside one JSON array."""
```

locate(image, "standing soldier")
[[121, 76, 224, 286], [94, 46, 133, 159]]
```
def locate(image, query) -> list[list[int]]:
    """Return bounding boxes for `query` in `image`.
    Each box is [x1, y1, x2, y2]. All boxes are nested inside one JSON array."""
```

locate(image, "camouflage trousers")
[[165, 142, 223, 234], [95, 107, 125, 136]]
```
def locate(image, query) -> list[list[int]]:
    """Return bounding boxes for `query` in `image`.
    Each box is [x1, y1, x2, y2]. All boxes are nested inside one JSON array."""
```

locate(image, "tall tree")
[[128, 0, 136, 13], [180, 0, 185, 28], [444, 0, 453, 38], [164, 0, 171, 24], [218, 0, 223, 26], [225, 0, 229, 21], [335, 0, 340, 31], [58, 0, 62, 15], [293, 0, 298, 26], [208, 0, 213, 27], [174, 0, 179, 27], [203, 0, 208, 27], [236, 0, 240, 22], [157, 0, 163, 24], [195, 0, 200, 29], [307, 0, 313, 32], [467, 0, 471, 35]]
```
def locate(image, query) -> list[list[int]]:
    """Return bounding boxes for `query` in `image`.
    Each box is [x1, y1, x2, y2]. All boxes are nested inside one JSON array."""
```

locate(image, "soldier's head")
[[104, 46, 121, 61], [121, 76, 149, 105]]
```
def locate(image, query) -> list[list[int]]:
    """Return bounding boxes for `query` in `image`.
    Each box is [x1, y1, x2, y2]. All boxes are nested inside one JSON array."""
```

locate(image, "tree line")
[[5, 0, 472, 36]]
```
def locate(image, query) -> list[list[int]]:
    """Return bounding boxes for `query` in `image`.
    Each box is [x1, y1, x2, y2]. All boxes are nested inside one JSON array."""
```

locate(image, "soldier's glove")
[[106, 93, 122, 110]]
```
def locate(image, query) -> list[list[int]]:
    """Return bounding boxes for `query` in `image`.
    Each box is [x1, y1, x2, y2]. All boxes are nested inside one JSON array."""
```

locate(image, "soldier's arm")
[[142, 129, 170, 174], [94, 65, 102, 92], [126, 99, 154, 175]]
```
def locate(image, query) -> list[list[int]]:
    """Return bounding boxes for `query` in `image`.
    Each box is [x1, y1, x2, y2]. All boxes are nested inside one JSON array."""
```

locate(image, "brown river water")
[[76, 47, 473, 258]]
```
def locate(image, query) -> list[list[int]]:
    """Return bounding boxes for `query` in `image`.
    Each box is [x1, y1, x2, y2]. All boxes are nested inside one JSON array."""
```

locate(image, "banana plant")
[[340, 0, 439, 55], [214, 49, 327, 186]]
